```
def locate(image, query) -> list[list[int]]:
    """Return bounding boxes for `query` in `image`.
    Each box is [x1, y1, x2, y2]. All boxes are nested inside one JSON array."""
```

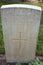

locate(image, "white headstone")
[[1, 4, 42, 63]]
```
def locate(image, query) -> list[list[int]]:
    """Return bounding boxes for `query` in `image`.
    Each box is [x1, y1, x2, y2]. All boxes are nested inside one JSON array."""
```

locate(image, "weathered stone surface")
[[1, 4, 42, 63]]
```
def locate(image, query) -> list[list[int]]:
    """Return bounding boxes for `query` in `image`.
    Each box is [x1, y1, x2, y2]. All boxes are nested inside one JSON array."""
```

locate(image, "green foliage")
[[0, 48, 5, 54], [28, 58, 43, 65], [16, 63, 21, 65], [0, 12, 5, 54], [36, 11, 43, 56]]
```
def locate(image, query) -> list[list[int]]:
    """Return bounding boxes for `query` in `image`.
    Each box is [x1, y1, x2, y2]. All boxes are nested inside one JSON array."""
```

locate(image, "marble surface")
[[1, 4, 42, 62]]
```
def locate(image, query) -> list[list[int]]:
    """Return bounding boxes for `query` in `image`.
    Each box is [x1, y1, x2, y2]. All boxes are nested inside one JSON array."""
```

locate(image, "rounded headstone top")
[[1, 4, 42, 11]]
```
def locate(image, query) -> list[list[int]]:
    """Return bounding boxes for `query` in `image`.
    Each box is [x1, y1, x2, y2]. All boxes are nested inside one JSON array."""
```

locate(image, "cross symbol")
[[13, 32, 28, 57], [13, 32, 27, 50], [13, 32, 27, 40]]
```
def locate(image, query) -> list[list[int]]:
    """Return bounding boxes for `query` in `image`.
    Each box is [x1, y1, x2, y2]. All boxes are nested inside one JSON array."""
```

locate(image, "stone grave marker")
[[1, 4, 42, 63]]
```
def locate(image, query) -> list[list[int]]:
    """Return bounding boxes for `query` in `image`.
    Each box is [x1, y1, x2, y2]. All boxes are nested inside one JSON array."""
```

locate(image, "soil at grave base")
[[0, 54, 28, 65], [0, 54, 43, 65]]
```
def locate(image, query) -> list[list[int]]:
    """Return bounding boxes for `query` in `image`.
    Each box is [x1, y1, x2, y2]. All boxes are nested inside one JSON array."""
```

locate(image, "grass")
[[0, 14, 5, 54], [0, 2, 43, 56], [36, 11, 43, 56]]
